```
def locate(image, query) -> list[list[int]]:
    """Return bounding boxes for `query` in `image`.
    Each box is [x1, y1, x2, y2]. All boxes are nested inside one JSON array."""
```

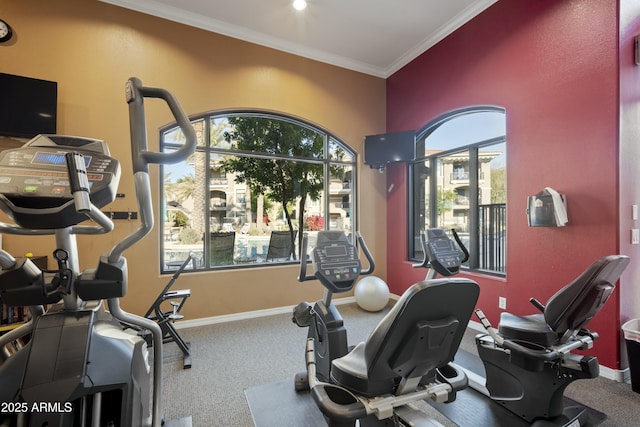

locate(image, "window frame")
[[408, 106, 507, 276], [159, 110, 358, 274]]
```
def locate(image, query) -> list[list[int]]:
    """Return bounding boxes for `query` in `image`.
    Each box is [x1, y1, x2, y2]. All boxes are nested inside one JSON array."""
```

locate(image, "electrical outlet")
[[633, 229, 640, 245], [499, 296, 507, 310]]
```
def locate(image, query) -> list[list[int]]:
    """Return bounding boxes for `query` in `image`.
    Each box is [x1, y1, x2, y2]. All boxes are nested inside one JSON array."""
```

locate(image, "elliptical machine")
[[292, 229, 479, 427], [0, 77, 196, 427]]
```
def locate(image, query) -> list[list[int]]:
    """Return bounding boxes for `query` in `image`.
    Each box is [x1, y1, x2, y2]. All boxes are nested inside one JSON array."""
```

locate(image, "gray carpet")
[[161, 303, 390, 426], [161, 303, 640, 426]]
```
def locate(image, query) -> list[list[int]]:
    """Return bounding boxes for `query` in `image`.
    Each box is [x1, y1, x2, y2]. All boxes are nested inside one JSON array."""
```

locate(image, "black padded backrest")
[[545, 255, 629, 335], [363, 278, 479, 381], [267, 230, 297, 261]]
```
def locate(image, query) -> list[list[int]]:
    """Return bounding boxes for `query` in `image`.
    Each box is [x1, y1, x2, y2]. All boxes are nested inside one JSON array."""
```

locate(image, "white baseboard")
[[174, 296, 357, 330]]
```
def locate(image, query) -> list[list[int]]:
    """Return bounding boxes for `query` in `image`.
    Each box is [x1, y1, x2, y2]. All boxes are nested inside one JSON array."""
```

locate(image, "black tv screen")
[[0, 73, 57, 138], [364, 130, 415, 168]]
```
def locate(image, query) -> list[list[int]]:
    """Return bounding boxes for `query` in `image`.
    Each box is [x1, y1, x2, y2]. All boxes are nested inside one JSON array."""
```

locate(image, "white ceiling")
[[99, 0, 498, 78]]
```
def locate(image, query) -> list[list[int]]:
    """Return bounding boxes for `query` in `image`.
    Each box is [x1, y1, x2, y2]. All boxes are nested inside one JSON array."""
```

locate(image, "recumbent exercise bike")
[[292, 229, 479, 426], [473, 254, 629, 426], [413, 229, 630, 426], [0, 77, 196, 427]]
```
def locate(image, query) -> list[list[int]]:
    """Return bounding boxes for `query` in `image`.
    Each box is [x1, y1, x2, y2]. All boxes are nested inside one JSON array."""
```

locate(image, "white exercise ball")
[[354, 276, 390, 312]]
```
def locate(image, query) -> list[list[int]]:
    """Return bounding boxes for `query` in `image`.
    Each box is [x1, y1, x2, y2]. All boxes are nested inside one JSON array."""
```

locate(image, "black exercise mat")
[[426, 386, 606, 427], [245, 379, 326, 427], [246, 371, 606, 427], [438, 349, 607, 427]]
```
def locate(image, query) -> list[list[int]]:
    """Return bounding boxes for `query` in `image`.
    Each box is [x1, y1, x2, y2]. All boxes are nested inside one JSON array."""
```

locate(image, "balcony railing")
[[449, 171, 485, 182], [479, 203, 506, 273], [210, 178, 228, 186]]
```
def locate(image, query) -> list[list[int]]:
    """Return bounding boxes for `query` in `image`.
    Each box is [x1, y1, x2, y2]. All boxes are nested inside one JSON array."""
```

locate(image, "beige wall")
[[0, 0, 387, 318]]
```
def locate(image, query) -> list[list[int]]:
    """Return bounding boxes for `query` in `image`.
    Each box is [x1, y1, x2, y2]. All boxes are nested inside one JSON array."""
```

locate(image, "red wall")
[[386, 0, 621, 368]]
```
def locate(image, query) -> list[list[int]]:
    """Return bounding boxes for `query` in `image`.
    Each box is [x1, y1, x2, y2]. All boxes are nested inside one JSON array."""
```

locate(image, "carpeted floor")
[[161, 303, 389, 426], [161, 303, 640, 426]]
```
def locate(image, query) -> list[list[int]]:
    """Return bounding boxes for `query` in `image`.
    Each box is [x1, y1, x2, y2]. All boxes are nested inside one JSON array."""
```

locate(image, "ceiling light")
[[293, 0, 307, 11]]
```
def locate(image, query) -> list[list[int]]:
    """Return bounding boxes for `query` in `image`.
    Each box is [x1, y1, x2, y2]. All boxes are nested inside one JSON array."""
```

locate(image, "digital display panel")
[[325, 245, 347, 257], [32, 152, 91, 167], [435, 240, 453, 249]]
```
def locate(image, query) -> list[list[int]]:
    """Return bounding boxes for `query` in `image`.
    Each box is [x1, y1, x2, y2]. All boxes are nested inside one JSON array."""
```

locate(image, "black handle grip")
[[412, 231, 430, 269], [356, 231, 375, 275], [451, 229, 470, 263], [126, 77, 196, 172], [65, 152, 89, 193], [65, 152, 91, 213], [297, 233, 313, 282]]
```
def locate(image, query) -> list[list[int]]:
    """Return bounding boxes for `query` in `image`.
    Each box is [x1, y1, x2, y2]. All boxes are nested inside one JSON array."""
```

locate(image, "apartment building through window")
[[410, 107, 507, 274], [160, 112, 357, 273]]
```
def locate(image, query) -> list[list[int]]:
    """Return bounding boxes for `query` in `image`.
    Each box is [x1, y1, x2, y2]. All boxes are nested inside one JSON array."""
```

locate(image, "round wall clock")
[[0, 19, 13, 43]]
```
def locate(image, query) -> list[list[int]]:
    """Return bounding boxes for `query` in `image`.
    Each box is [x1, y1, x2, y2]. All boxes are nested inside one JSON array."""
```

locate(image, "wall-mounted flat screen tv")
[[0, 73, 58, 138], [364, 130, 415, 169]]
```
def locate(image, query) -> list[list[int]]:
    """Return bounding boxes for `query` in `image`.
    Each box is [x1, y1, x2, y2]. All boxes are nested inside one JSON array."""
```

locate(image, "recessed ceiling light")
[[293, 0, 307, 11]]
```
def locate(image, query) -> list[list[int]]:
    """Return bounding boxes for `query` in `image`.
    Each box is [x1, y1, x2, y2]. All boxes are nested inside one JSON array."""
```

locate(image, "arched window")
[[410, 107, 507, 274], [160, 111, 357, 273]]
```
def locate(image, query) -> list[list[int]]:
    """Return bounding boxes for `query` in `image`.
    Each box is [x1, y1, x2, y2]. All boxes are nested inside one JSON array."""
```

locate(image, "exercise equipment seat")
[[498, 255, 629, 347], [331, 278, 479, 399], [477, 254, 630, 424]]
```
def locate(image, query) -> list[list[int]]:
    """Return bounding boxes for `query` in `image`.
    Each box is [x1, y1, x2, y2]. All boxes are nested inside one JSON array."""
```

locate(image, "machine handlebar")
[[65, 152, 91, 213], [108, 78, 196, 263], [357, 232, 375, 275], [452, 229, 470, 263], [125, 77, 196, 172], [411, 232, 430, 269], [475, 309, 597, 362], [305, 339, 368, 420]]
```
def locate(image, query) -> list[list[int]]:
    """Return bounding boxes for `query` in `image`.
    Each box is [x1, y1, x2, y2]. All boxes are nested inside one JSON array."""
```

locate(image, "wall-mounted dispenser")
[[527, 187, 568, 227]]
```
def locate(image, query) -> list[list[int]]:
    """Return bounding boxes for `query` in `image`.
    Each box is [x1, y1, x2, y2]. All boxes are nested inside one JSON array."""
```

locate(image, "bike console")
[[414, 228, 469, 277], [298, 230, 374, 294]]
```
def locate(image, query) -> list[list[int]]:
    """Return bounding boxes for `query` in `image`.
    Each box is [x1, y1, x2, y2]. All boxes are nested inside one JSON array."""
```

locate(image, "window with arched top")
[[160, 111, 357, 273], [410, 107, 507, 275]]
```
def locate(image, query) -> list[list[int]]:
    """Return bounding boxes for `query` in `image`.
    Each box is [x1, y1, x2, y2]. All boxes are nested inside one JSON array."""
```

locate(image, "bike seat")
[[498, 313, 556, 346], [331, 278, 479, 397], [497, 255, 629, 348]]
